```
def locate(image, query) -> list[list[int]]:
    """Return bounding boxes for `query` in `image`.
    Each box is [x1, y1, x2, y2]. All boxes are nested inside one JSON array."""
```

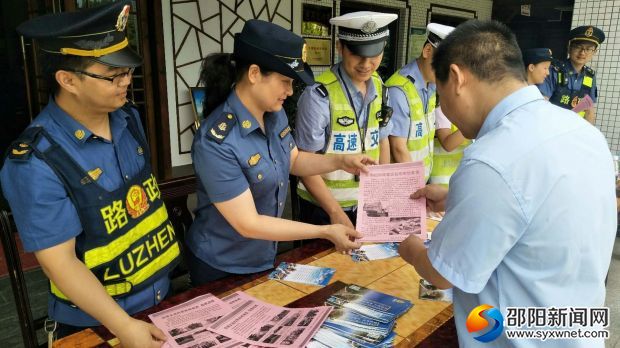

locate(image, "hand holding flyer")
[[571, 94, 593, 114], [356, 162, 427, 242]]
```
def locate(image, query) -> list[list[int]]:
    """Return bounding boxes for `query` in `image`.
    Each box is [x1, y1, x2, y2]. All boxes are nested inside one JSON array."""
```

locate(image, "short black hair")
[[432, 20, 526, 84], [40, 52, 95, 96]]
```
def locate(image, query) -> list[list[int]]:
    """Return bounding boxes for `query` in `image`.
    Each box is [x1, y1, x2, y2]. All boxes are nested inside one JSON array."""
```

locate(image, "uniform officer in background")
[[295, 11, 397, 227], [386, 23, 453, 181], [522, 48, 553, 85], [539, 26, 605, 123], [1, 2, 179, 346]]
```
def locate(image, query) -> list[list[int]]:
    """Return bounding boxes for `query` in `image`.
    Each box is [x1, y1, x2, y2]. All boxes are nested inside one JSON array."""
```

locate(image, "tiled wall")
[[572, 0, 620, 153]]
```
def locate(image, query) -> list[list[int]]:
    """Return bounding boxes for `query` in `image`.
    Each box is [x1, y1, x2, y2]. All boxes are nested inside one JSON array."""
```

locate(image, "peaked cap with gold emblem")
[[16, 0, 141, 67], [569, 26, 605, 47]]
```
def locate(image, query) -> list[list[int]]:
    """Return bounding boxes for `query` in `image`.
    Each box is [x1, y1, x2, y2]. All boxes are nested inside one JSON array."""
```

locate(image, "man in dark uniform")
[[1, 2, 179, 346], [539, 26, 605, 124]]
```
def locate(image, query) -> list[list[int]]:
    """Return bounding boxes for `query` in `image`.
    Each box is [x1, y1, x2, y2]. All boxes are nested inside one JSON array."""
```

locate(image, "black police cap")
[[522, 48, 553, 66], [569, 26, 605, 47], [16, 0, 141, 68], [233, 19, 314, 85]]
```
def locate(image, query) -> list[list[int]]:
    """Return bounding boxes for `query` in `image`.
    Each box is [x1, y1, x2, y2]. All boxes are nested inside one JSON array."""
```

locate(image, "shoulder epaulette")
[[207, 112, 236, 144], [315, 85, 328, 98], [406, 75, 416, 85], [584, 66, 595, 76], [7, 126, 44, 161]]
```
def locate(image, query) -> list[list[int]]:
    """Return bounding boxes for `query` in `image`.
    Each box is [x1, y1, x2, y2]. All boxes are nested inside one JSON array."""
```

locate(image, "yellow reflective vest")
[[429, 124, 472, 186], [297, 70, 382, 208], [385, 71, 436, 181]]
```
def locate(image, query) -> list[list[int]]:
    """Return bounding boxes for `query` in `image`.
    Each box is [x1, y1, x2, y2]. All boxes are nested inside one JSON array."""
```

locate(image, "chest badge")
[[337, 116, 355, 127], [279, 126, 291, 139], [248, 153, 261, 167], [126, 185, 150, 219]]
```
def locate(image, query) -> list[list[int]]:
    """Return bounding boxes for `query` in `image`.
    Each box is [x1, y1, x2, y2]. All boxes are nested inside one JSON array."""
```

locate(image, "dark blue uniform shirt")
[[188, 91, 295, 274]]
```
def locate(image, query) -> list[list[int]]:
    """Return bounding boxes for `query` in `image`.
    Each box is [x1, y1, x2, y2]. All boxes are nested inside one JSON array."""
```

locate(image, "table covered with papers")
[[53, 220, 457, 348]]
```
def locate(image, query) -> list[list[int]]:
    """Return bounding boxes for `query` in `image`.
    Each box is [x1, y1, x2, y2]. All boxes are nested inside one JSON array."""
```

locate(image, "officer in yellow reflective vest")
[[386, 23, 454, 182], [429, 106, 470, 186], [295, 12, 397, 227], [539, 26, 605, 124], [0, 2, 179, 345]]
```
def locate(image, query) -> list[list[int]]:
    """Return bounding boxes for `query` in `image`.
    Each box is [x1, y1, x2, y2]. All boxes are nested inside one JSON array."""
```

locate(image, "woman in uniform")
[[187, 19, 370, 285]]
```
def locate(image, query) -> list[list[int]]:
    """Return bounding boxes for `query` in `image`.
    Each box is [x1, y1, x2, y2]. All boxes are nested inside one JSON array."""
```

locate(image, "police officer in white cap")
[[386, 23, 454, 182], [295, 11, 397, 227]]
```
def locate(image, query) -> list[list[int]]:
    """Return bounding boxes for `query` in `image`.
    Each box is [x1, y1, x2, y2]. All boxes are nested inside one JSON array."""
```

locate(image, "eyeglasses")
[[67, 67, 135, 84], [570, 45, 597, 54]]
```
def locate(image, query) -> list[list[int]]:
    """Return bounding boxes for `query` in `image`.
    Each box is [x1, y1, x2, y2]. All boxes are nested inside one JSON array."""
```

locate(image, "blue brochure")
[[268, 262, 335, 286]]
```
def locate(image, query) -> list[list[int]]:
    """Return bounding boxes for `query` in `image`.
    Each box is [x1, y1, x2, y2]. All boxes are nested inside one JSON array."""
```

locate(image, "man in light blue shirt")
[[399, 20, 616, 347]]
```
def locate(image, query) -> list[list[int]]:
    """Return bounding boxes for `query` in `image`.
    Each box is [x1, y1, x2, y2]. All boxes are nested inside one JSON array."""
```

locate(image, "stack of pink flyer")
[[149, 291, 332, 348], [356, 162, 427, 242]]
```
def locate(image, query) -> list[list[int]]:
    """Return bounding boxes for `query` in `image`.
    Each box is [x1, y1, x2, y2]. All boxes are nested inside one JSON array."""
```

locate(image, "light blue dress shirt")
[[295, 63, 390, 152], [0, 97, 169, 327], [188, 90, 294, 274], [428, 86, 616, 347], [538, 59, 597, 102], [388, 60, 436, 138]]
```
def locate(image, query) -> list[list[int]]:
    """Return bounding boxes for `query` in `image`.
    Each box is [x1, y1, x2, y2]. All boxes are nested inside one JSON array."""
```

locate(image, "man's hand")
[[411, 184, 448, 212], [339, 154, 376, 175], [324, 224, 363, 252], [115, 318, 167, 348]]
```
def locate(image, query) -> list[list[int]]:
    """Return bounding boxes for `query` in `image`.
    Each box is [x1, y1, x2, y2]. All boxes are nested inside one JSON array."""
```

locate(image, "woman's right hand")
[[324, 224, 362, 252]]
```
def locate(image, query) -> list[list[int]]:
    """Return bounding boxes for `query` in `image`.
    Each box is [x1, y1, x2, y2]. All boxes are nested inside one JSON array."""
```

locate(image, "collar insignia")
[[74, 129, 85, 140], [88, 168, 103, 181]]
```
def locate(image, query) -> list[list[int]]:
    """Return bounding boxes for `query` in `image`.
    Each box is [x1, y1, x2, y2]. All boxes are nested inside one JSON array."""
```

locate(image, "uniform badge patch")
[[88, 168, 103, 181], [116, 4, 130, 31], [337, 116, 355, 127], [11, 143, 30, 156], [585, 26, 594, 37], [137, 146, 144, 155], [74, 129, 85, 140], [242, 120, 252, 129], [208, 112, 236, 144], [126, 185, 149, 219], [279, 126, 291, 139], [248, 153, 261, 167]]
